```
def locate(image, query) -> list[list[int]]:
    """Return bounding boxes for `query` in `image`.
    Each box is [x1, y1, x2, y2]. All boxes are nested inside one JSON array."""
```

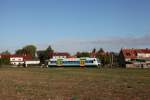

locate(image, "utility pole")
[[110, 53, 113, 68], [111, 53, 113, 68]]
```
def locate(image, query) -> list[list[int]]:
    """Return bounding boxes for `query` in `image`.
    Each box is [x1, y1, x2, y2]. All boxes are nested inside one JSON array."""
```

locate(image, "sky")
[[0, 0, 150, 54]]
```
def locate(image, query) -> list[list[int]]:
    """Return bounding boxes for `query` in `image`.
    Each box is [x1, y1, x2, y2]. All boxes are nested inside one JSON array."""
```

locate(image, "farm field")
[[0, 67, 150, 100]]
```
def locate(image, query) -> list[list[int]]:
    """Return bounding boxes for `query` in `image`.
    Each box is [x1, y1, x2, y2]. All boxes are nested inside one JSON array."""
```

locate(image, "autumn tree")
[[76, 52, 90, 58], [97, 48, 104, 54], [95, 48, 111, 66]]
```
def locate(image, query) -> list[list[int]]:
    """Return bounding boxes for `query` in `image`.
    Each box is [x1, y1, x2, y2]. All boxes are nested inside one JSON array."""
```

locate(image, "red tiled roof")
[[0, 54, 32, 60], [0, 54, 11, 58], [122, 49, 136, 59], [136, 49, 150, 53], [121, 48, 150, 59]]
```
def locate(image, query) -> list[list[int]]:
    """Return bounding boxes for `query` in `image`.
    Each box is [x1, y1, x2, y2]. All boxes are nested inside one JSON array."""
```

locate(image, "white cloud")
[[49, 34, 150, 54], [88, 34, 150, 45], [1, 34, 150, 54]]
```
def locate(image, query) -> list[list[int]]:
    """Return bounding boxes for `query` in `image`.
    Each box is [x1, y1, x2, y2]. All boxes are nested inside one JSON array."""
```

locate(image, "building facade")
[[52, 52, 70, 59], [119, 48, 150, 68]]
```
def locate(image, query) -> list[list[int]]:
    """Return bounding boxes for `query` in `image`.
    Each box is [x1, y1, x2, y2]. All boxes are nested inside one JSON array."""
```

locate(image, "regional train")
[[48, 58, 101, 67]]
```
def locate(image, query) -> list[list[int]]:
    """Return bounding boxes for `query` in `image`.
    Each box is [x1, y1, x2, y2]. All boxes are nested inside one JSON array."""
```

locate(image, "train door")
[[56, 59, 63, 66], [80, 59, 85, 67]]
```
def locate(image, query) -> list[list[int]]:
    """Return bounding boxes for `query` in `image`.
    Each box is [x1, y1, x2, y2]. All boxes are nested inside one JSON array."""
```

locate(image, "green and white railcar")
[[48, 58, 101, 67]]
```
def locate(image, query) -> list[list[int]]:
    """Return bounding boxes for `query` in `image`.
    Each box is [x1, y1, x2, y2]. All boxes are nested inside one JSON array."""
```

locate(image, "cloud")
[[49, 34, 150, 54], [87, 34, 150, 46], [1, 34, 150, 54]]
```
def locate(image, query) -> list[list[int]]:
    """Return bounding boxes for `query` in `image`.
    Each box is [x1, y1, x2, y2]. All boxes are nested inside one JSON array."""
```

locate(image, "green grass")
[[0, 67, 150, 100]]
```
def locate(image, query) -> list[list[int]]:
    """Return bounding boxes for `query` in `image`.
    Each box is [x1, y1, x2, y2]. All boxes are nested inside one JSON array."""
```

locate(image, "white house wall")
[[137, 53, 150, 58], [10, 57, 23, 62], [11, 61, 24, 65], [25, 61, 40, 65]]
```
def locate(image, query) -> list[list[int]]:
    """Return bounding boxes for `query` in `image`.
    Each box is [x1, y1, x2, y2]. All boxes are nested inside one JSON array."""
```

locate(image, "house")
[[52, 52, 70, 59], [0, 53, 41, 67], [119, 48, 150, 68], [10, 55, 24, 65], [10, 55, 32, 66], [0, 54, 32, 66]]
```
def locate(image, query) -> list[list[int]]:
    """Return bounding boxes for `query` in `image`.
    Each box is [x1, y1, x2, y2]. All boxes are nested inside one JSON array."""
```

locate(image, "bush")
[[0, 58, 10, 65]]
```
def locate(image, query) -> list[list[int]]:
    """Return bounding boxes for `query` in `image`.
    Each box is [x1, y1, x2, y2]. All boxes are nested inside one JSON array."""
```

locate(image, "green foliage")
[[38, 45, 54, 64], [96, 54, 111, 66], [37, 51, 46, 64], [94, 48, 111, 66], [45, 45, 54, 59], [0, 59, 1, 66], [23, 45, 37, 58], [0, 58, 10, 65], [15, 49, 24, 55], [15, 45, 37, 58]]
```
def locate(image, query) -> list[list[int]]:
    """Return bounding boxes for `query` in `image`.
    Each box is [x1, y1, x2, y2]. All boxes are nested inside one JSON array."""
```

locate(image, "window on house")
[[18, 59, 22, 61]]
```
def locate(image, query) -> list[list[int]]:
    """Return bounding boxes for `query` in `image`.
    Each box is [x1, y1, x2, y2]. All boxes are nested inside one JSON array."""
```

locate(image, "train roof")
[[49, 57, 97, 61]]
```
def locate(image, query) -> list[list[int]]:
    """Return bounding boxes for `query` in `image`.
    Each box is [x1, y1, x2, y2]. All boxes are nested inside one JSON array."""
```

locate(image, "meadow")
[[0, 67, 150, 100]]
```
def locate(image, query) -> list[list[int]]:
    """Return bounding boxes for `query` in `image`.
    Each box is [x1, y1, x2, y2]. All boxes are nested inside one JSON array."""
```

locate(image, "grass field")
[[0, 67, 150, 100]]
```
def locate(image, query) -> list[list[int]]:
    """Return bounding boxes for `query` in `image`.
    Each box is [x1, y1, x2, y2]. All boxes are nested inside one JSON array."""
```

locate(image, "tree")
[[1, 50, 10, 55], [23, 45, 36, 58], [76, 52, 90, 58], [37, 50, 46, 64], [37, 45, 54, 64], [15, 45, 37, 58], [46, 45, 53, 52], [15, 49, 23, 55], [45, 45, 54, 59], [92, 48, 96, 53], [0, 58, 10, 65], [76, 52, 80, 58], [97, 48, 104, 54]]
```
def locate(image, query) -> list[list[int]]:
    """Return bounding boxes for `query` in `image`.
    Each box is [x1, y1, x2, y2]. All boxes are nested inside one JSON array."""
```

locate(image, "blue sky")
[[0, 0, 150, 54]]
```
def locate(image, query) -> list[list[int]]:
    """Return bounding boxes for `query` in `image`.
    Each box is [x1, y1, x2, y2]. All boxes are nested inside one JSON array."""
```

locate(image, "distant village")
[[0, 45, 150, 68]]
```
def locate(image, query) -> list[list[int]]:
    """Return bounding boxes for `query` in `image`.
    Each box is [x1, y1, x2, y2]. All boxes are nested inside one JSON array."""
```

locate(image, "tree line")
[[0, 45, 54, 65], [76, 48, 113, 66], [0, 45, 118, 66]]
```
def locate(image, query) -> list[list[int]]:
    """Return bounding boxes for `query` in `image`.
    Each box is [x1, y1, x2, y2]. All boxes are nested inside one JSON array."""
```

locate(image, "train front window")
[[51, 61, 56, 64], [86, 60, 93, 63]]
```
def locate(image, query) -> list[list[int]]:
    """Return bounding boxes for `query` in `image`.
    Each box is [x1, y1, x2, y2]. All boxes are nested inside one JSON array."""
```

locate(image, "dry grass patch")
[[0, 68, 150, 100]]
